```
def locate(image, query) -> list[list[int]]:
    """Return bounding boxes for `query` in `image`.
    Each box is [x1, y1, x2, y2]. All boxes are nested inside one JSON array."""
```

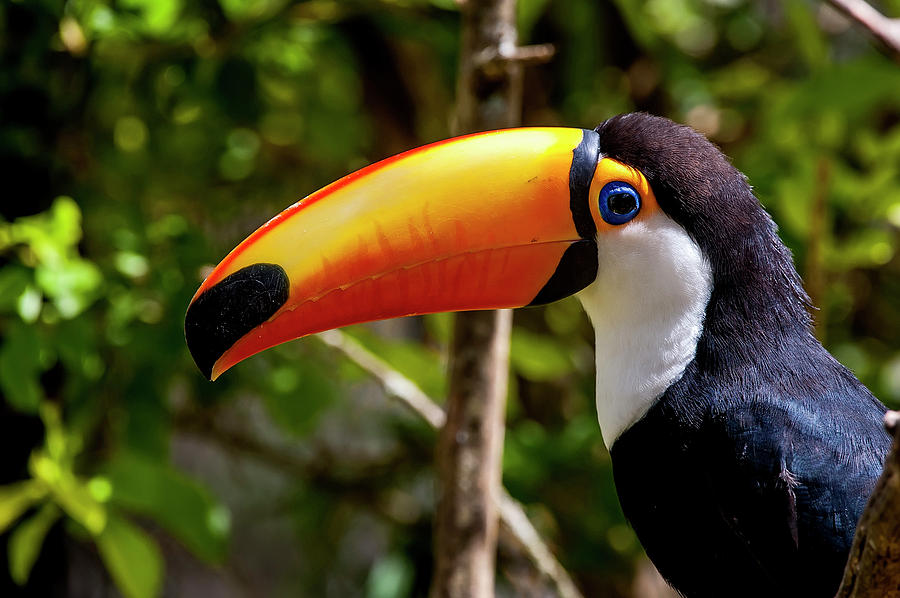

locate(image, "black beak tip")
[[184, 263, 291, 380]]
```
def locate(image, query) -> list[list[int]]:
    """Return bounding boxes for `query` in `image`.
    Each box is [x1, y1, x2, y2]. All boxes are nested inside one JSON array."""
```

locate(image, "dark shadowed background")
[[1, 0, 899, 596]]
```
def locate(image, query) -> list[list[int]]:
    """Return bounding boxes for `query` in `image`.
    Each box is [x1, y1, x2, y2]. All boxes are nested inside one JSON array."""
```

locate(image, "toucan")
[[184, 113, 891, 597]]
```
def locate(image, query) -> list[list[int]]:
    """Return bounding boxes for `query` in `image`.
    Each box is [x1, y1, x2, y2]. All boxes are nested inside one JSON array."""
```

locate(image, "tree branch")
[[825, 0, 900, 61], [836, 410, 900, 597], [497, 492, 584, 598], [434, 310, 512, 598], [429, 1, 529, 597], [476, 43, 556, 77], [316, 330, 584, 598], [318, 330, 447, 429]]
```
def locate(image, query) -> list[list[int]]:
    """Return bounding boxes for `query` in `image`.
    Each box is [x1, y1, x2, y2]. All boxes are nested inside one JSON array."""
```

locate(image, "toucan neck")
[[579, 210, 713, 447], [583, 203, 817, 447], [692, 211, 817, 372]]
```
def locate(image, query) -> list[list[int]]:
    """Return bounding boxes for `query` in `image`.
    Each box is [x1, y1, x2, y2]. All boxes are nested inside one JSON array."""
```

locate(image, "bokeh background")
[[2, 0, 900, 596]]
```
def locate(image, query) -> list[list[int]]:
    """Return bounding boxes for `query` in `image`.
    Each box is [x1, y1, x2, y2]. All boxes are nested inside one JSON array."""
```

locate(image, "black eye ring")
[[598, 181, 641, 225]]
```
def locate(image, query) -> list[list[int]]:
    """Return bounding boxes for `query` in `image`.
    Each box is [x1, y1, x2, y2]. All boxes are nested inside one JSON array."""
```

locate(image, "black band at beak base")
[[528, 129, 602, 306], [528, 239, 598, 306], [569, 129, 601, 240]]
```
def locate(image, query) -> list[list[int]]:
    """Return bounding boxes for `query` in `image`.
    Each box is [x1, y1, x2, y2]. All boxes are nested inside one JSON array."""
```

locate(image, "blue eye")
[[598, 181, 641, 225]]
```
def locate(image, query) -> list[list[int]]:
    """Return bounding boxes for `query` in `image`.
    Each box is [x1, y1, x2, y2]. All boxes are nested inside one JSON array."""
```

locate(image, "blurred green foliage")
[[1, 0, 899, 596]]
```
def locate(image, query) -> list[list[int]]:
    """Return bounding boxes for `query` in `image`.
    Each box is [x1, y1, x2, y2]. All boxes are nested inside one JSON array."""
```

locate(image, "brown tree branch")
[[476, 43, 556, 77], [497, 492, 584, 598], [836, 410, 900, 597], [430, 1, 529, 597], [317, 330, 584, 598], [825, 0, 900, 61], [433, 310, 512, 598], [318, 330, 447, 429]]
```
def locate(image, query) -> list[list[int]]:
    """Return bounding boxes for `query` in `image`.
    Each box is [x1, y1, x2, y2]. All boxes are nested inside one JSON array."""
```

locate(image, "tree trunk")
[[835, 410, 900, 597], [430, 2, 521, 597]]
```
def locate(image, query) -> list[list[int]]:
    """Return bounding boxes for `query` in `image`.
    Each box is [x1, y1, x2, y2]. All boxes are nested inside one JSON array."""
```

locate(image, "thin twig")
[[316, 329, 585, 598], [318, 330, 446, 429], [826, 0, 900, 60], [497, 492, 584, 598], [477, 43, 556, 76]]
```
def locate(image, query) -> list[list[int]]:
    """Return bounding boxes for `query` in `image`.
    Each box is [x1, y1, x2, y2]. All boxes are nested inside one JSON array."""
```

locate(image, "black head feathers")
[[595, 113, 756, 249], [595, 113, 813, 345]]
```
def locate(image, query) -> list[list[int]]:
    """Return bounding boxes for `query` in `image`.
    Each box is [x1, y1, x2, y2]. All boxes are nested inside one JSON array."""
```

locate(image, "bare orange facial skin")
[[588, 158, 660, 233]]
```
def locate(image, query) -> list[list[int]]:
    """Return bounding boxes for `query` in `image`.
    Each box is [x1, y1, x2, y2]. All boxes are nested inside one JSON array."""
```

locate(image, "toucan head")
[[185, 113, 809, 443]]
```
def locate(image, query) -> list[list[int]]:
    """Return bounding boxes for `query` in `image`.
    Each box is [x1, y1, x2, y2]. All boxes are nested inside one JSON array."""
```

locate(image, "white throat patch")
[[577, 210, 713, 447]]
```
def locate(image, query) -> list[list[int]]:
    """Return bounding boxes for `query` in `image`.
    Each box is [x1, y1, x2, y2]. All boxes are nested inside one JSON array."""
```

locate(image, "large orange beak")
[[186, 127, 617, 380]]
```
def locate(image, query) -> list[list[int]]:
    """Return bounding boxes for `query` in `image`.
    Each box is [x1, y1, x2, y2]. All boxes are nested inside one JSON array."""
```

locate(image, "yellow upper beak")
[[185, 127, 635, 380]]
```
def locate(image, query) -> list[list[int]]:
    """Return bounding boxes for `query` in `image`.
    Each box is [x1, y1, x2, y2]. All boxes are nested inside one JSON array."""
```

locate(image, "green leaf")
[[36, 258, 103, 318], [39, 402, 71, 464], [827, 229, 896, 270], [608, 0, 658, 50], [53, 481, 107, 536], [0, 480, 47, 533], [7, 197, 81, 262], [262, 359, 339, 437], [544, 296, 588, 336], [0, 267, 31, 313], [16, 285, 43, 323], [29, 413, 106, 536], [45, 197, 83, 250], [517, 0, 552, 41], [367, 553, 413, 598], [510, 328, 573, 381], [219, 0, 277, 21], [102, 453, 229, 563], [4, 196, 102, 319], [423, 313, 451, 346], [30, 453, 107, 536], [54, 317, 103, 380], [119, 0, 181, 34], [0, 322, 44, 412], [9, 503, 60, 585], [777, 58, 900, 118], [784, 0, 828, 70], [95, 514, 163, 598], [345, 327, 447, 399]]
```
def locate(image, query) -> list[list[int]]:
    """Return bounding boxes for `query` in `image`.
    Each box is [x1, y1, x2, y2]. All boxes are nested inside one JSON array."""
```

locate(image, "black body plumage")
[[595, 114, 890, 597]]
